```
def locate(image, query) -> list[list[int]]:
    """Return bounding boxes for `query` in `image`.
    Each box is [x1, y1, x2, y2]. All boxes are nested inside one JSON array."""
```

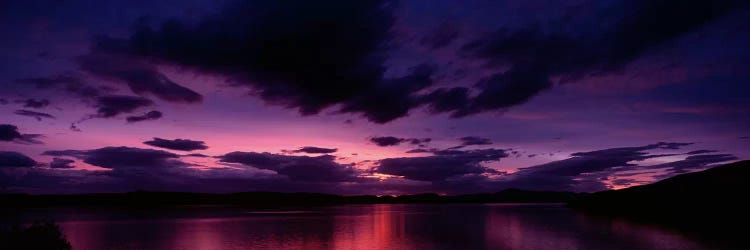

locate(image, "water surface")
[[8, 204, 719, 250]]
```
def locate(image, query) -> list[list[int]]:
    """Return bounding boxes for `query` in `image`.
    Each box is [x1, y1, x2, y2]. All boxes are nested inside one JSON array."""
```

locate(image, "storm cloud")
[[376, 148, 508, 182], [646, 154, 738, 178], [21, 98, 50, 108], [501, 142, 697, 192], [0, 124, 43, 144], [0, 151, 37, 167], [143, 137, 208, 151], [94, 95, 154, 118], [77, 52, 202, 103], [687, 150, 719, 155], [15, 74, 102, 100], [83, 0, 446, 123], [420, 21, 461, 50], [44, 146, 185, 169], [49, 158, 75, 169], [70, 95, 155, 129], [220, 151, 359, 182], [126, 111, 163, 123], [427, 0, 749, 117], [284, 146, 338, 154], [369, 136, 432, 147], [0, 0, 747, 195], [14, 110, 55, 121], [370, 136, 406, 147], [459, 136, 493, 146]]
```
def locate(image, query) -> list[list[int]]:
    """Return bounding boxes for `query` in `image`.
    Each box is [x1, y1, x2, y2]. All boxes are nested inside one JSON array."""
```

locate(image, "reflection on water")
[[7, 204, 717, 250]]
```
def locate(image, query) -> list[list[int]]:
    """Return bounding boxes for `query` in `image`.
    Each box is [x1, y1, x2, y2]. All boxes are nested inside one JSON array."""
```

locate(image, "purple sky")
[[1, 0, 749, 194]]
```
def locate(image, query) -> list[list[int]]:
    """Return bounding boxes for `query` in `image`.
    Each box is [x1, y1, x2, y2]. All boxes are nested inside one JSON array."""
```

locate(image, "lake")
[[5, 204, 723, 250]]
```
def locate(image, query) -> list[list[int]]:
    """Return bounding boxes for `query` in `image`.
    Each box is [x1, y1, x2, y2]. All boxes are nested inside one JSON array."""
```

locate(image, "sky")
[[1, 0, 749, 194]]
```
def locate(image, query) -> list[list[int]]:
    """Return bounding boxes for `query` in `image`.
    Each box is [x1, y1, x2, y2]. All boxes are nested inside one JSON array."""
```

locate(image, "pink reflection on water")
[[331, 204, 415, 250], [54, 204, 711, 250], [484, 204, 579, 250]]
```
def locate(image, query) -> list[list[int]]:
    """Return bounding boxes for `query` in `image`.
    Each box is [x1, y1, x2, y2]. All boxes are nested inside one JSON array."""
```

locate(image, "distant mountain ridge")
[[0, 188, 581, 208]]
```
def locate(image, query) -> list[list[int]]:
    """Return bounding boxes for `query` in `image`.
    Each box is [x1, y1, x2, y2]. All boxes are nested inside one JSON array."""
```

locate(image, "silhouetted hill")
[[0, 222, 71, 250], [0, 189, 580, 208], [569, 160, 750, 246]]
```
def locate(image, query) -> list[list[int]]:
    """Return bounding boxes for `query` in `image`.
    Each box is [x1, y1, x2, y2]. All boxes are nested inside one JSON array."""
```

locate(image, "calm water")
[[6, 204, 722, 250]]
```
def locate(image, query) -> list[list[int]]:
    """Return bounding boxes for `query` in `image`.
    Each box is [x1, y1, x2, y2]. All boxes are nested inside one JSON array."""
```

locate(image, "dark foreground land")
[[570, 160, 750, 248], [0, 222, 71, 250]]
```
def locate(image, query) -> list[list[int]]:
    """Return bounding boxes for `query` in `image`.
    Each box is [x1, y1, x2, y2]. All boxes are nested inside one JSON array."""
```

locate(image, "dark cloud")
[[49, 158, 75, 169], [686, 149, 719, 155], [94, 95, 154, 118], [459, 136, 493, 146], [420, 21, 460, 50], [649, 142, 694, 150], [0, 124, 43, 144], [13, 110, 56, 121], [0, 143, 740, 194], [426, 0, 749, 117], [15, 74, 102, 100], [284, 146, 338, 154], [568, 143, 690, 159], [646, 154, 738, 178], [633, 75, 750, 116], [370, 136, 433, 147], [406, 148, 431, 153], [338, 63, 436, 123], [77, 52, 202, 103], [610, 178, 643, 186], [29, 146, 225, 192], [44, 146, 184, 169], [455, 66, 551, 117], [3, 144, 354, 193], [409, 138, 431, 145], [0, 99, 7, 105], [376, 148, 508, 181], [220, 152, 358, 182], [6, 0, 750, 128], [503, 142, 695, 192], [0, 151, 37, 168], [21, 98, 50, 108], [85, 0, 447, 123], [16, 133, 45, 144], [143, 137, 208, 151], [370, 136, 406, 147], [430, 148, 501, 156], [185, 153, 210, 158], [126, 110, 163, 123], [422, 87, 471, 115], [0, 155, 356, 194]]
